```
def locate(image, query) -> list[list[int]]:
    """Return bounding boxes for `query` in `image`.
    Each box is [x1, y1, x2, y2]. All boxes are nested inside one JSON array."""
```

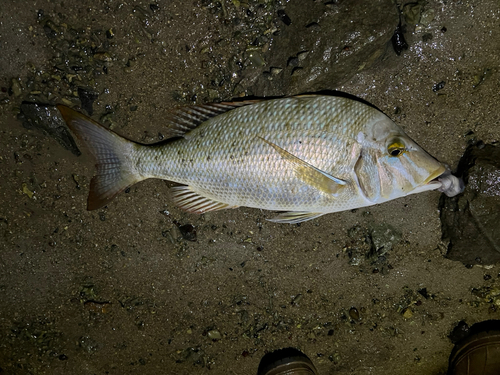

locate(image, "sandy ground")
[[0, 0, 499, 374]]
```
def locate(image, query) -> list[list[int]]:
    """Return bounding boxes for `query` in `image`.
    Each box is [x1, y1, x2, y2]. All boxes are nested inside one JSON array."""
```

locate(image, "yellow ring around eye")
[[387, 140, 406, 157]]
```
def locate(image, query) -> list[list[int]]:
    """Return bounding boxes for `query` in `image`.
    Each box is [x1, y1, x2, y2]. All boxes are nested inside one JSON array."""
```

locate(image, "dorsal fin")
[[166, 100, 261, 137]]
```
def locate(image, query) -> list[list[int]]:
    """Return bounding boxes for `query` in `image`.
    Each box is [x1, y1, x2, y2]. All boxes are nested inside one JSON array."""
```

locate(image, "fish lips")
[[423, 164, 447, 186]]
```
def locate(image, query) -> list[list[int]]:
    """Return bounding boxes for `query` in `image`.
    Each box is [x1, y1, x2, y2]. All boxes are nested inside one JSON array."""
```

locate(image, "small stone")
[[402, 308, 413, 319], [207, 330, 221, 340], [349, 307, 360, 321], [305, 22, 320, 30], [93, 52, 112, 62], [433, 81, 446, 92], [403, 2, 423, 25], [371, 224, 401, 256], [178, 223, 197, 241], [392, 23, 408, 56], [420, 8, 435, 26], [262, 71, 272, 81], [297, 51, 309, 61], [21, 183, 34, 199], [277, 9, 291, 26], [248, 51, 265, 66], [270, 67, 283, 75], [292, 294, 303, 305], [287, 57, 299, 67], [11, 78, 23, 97], [291, 67, 303, 76]]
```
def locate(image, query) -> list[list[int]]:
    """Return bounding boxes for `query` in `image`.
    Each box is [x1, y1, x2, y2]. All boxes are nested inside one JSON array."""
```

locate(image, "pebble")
[[287, 56, 299, 67], [402, 308, 413, 319], [403, 3, 423, 25], [11, 78, 22, 97], [297, 51, 309, 61], [207, 329, 221, 340], [178, 223, 197, 242], [371, 224, 401, 256], [433, 81, 445, 92], [277, 9, 291, 26], [270, 67, 283, 75], [21, 183, 34, 199], [349, 307, 360, 321], [291, 67, 303, 76], [419, 8, 435, 26]]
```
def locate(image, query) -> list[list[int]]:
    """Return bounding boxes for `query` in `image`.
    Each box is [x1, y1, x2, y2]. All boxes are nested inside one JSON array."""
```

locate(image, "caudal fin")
[[57, 105, 143, 210]]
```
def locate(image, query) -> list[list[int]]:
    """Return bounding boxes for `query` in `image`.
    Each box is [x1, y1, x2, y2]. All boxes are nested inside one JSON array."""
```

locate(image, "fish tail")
[[57, 105, 144, 210]]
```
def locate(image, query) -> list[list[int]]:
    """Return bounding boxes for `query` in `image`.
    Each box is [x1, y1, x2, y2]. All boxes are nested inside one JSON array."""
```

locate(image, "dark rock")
[[247, 0, 398, 96], [177, 223, 197, 242], [392, 22, 408, 56], [18, 102, 81, 156], [277, 9, 292, 26], [402, 2, 423, 25], [287, 56, 299, 67], [77, 87, 99, 115], [433, 81, 446, 92], [440, 144, 500, 265], [417, 288, 430, 299], [371, 224, 401, 256], [349, 307, 360, 321]]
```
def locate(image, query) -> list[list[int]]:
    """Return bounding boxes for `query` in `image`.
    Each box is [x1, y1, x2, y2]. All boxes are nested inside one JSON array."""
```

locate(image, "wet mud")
[[1, 1, 500, 374]]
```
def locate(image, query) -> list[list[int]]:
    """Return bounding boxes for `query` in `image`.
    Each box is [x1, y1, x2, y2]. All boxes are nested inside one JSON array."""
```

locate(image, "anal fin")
[[170, 186, 239, 214], [268, 211, 325, 224]]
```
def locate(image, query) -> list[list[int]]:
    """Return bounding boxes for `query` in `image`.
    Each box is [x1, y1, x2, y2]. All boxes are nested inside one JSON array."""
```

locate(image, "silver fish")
[[58, 95, 463, 223]]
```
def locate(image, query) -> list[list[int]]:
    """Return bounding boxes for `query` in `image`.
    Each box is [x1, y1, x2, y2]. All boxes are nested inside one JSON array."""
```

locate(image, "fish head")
[[355, 118, 446, 202]]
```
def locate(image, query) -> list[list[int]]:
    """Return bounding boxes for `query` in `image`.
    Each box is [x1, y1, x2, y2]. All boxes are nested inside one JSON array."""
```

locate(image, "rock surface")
[[440, 144, 500, 265], [250, 0, 399, 96], [18, 102, 81, 155]]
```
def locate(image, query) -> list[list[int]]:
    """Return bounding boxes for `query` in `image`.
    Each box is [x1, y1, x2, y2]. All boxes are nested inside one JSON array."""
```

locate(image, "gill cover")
[[354, 118, 446, 202]]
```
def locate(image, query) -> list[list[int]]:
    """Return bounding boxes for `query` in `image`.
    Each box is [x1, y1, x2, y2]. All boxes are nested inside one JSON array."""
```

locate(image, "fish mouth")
[[423, 164, 447, 186]]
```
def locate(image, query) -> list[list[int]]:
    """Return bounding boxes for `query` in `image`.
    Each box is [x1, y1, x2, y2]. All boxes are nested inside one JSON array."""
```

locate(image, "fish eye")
[[387, 139, 406, 157]]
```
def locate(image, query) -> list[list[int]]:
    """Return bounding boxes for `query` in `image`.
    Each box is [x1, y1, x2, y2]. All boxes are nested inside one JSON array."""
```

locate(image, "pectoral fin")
[[259, 137, 346, 195], [268, 211, 325, 224]]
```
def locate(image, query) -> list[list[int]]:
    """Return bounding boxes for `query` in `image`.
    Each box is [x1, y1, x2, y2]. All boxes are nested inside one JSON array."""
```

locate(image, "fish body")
[[58, 95, 462, 223]]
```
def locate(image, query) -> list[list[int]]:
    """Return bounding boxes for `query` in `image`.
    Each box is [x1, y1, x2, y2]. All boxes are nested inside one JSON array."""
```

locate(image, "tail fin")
[[57, 105, 144, 210]]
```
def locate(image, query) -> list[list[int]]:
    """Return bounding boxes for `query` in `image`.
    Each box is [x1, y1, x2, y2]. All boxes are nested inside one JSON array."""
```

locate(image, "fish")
[[57, 95, 463, 224]]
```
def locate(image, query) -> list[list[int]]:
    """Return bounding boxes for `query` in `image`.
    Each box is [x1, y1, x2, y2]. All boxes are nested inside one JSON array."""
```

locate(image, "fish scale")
[[58, 95, 463, 223], [137, 96, 384, 211]]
